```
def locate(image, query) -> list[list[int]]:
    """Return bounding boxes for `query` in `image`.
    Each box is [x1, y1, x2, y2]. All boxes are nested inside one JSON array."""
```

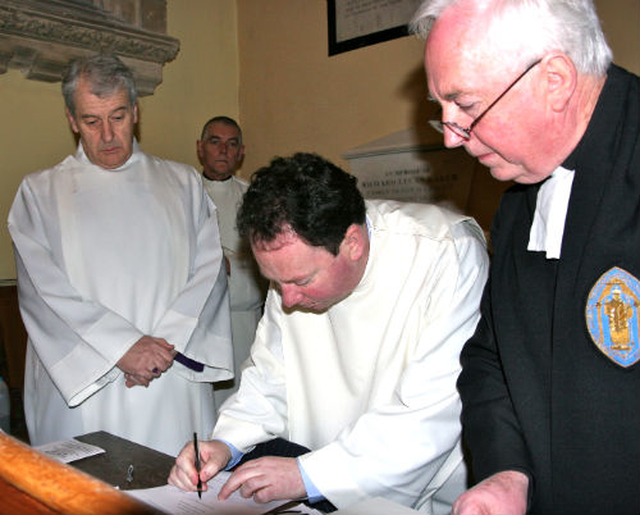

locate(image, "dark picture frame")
[[327, 0, 421, 56]]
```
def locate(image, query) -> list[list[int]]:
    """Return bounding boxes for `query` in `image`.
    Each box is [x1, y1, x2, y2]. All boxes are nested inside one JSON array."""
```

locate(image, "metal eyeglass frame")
[[429, 58, 543, 140]]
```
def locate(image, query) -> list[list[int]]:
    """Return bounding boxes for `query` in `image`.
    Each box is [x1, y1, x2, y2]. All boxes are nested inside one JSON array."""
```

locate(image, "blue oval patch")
[[586, 267, 640, 368]]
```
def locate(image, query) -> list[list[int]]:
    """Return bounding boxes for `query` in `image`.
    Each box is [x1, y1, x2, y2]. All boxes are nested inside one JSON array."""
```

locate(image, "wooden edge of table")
[[0, 432, 161, 515]]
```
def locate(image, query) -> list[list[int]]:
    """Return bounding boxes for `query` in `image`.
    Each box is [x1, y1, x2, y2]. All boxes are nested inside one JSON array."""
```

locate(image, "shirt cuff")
[[297, 458, 325, 503], [218, 440, 244, 470]]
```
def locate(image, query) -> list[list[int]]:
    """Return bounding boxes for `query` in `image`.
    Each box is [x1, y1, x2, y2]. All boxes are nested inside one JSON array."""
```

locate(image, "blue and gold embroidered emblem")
[[586, 267, 640, 368]]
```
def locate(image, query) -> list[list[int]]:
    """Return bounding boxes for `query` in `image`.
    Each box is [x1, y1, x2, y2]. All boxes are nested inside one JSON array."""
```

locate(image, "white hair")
[[410, 0, 612, 76]]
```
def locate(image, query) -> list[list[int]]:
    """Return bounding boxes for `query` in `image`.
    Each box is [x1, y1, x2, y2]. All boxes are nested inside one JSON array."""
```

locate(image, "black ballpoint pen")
[[194, 432, 202, 499]]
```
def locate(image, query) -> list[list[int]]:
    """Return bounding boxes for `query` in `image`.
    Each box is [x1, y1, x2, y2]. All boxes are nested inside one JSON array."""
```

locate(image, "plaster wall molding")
[[0, 0, 179, 96]]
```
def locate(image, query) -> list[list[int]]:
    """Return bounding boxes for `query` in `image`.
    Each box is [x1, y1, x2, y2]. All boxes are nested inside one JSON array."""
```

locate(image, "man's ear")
[[196, 140, 205, 165], [342, 224, 368, 261], [543, 53, 577, 113], [65, 108, 79, 134]]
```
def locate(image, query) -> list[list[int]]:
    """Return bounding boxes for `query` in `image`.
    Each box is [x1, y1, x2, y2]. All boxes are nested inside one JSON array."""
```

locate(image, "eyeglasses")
[[430, 58, 542, 140]]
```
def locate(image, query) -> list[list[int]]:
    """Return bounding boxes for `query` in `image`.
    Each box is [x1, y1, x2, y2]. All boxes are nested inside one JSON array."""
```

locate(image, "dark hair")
[[237, 152, 366, 255], [62, 54, 137, 117], [200, 116, 243, 143]]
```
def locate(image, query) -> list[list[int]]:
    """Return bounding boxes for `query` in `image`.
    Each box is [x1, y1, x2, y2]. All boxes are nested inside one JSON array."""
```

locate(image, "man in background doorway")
[[198, 116, 267, 406]]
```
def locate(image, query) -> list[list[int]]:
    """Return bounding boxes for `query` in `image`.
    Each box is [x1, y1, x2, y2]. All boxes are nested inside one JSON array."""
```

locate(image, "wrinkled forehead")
[[426, 10, 476, 82], [72, 81, 132, 118], [425, 8, 519, 101], [425, 2, 538, 93], [201, 122, 242, 146]]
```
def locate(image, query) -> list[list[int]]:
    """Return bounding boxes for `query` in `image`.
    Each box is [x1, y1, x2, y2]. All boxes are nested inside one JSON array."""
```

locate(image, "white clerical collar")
[[203, 173, 233, 183], [527, 166, 575, 259], [202, 175, 234, 192]]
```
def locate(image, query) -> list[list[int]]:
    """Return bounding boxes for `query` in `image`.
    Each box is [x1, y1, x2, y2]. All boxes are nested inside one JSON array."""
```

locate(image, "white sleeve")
[[212, 287, 288, 447], [151, 184, 233, 383], [9, 179, 143, 406], [9, 173, 233, 405], [299, 222, 489, 508]]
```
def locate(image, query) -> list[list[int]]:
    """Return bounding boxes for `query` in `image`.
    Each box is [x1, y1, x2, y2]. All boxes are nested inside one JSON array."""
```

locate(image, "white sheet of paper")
[[35, 438, 106, 463], [127, 471, 291, 515]]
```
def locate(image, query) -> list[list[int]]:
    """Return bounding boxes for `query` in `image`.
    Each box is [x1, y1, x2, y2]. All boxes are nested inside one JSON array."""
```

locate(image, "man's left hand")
[[218, 457, 306, 504], [452, 470, 529, 515]]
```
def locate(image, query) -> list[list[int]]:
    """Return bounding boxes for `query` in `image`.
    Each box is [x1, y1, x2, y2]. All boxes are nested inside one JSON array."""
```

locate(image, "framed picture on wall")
[[327, 0, 422, 56]]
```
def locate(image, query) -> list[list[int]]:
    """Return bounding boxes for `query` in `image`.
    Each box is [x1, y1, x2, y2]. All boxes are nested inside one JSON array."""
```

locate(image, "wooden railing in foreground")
[[0, 432, 160, 515]]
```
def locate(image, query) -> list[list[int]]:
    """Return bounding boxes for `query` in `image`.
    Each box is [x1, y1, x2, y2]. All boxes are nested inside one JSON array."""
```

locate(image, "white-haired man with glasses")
[[412, 1, 639, 514]]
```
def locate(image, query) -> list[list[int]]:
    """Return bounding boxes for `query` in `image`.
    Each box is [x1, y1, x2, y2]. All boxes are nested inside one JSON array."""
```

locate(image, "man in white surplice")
[[7, 54, 233, 456], [197, 116, 267, 406], [169, 153, 489, 513]]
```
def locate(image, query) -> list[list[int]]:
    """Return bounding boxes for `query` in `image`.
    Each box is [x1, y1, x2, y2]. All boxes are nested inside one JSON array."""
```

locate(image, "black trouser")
[[233, 438, 337, 513]]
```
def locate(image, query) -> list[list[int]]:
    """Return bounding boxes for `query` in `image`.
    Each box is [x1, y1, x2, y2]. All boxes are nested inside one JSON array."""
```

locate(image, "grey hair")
[[410, 0, 612, 76], [62, 54, 138, 117], [200, 116, 243, 144], [410, 0, 457, 38]]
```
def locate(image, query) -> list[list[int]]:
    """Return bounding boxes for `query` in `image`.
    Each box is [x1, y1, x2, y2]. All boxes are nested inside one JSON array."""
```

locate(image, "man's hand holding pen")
[[169, 440, 232, 494], [169, 439, 307, 504]]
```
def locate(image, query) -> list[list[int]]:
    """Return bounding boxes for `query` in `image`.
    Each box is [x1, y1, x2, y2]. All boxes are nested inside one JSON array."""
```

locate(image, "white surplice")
[[203, 176, 266, 406], [8, 142, 233, 456], [213, 200, 489, 512]]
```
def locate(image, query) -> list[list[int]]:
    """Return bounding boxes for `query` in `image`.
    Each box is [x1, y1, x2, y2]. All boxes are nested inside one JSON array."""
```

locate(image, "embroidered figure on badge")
[[586, 267, 640, 368]]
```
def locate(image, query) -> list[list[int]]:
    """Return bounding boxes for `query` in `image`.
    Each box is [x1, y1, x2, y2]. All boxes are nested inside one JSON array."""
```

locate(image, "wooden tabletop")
[[73, 431, 175, 491]]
